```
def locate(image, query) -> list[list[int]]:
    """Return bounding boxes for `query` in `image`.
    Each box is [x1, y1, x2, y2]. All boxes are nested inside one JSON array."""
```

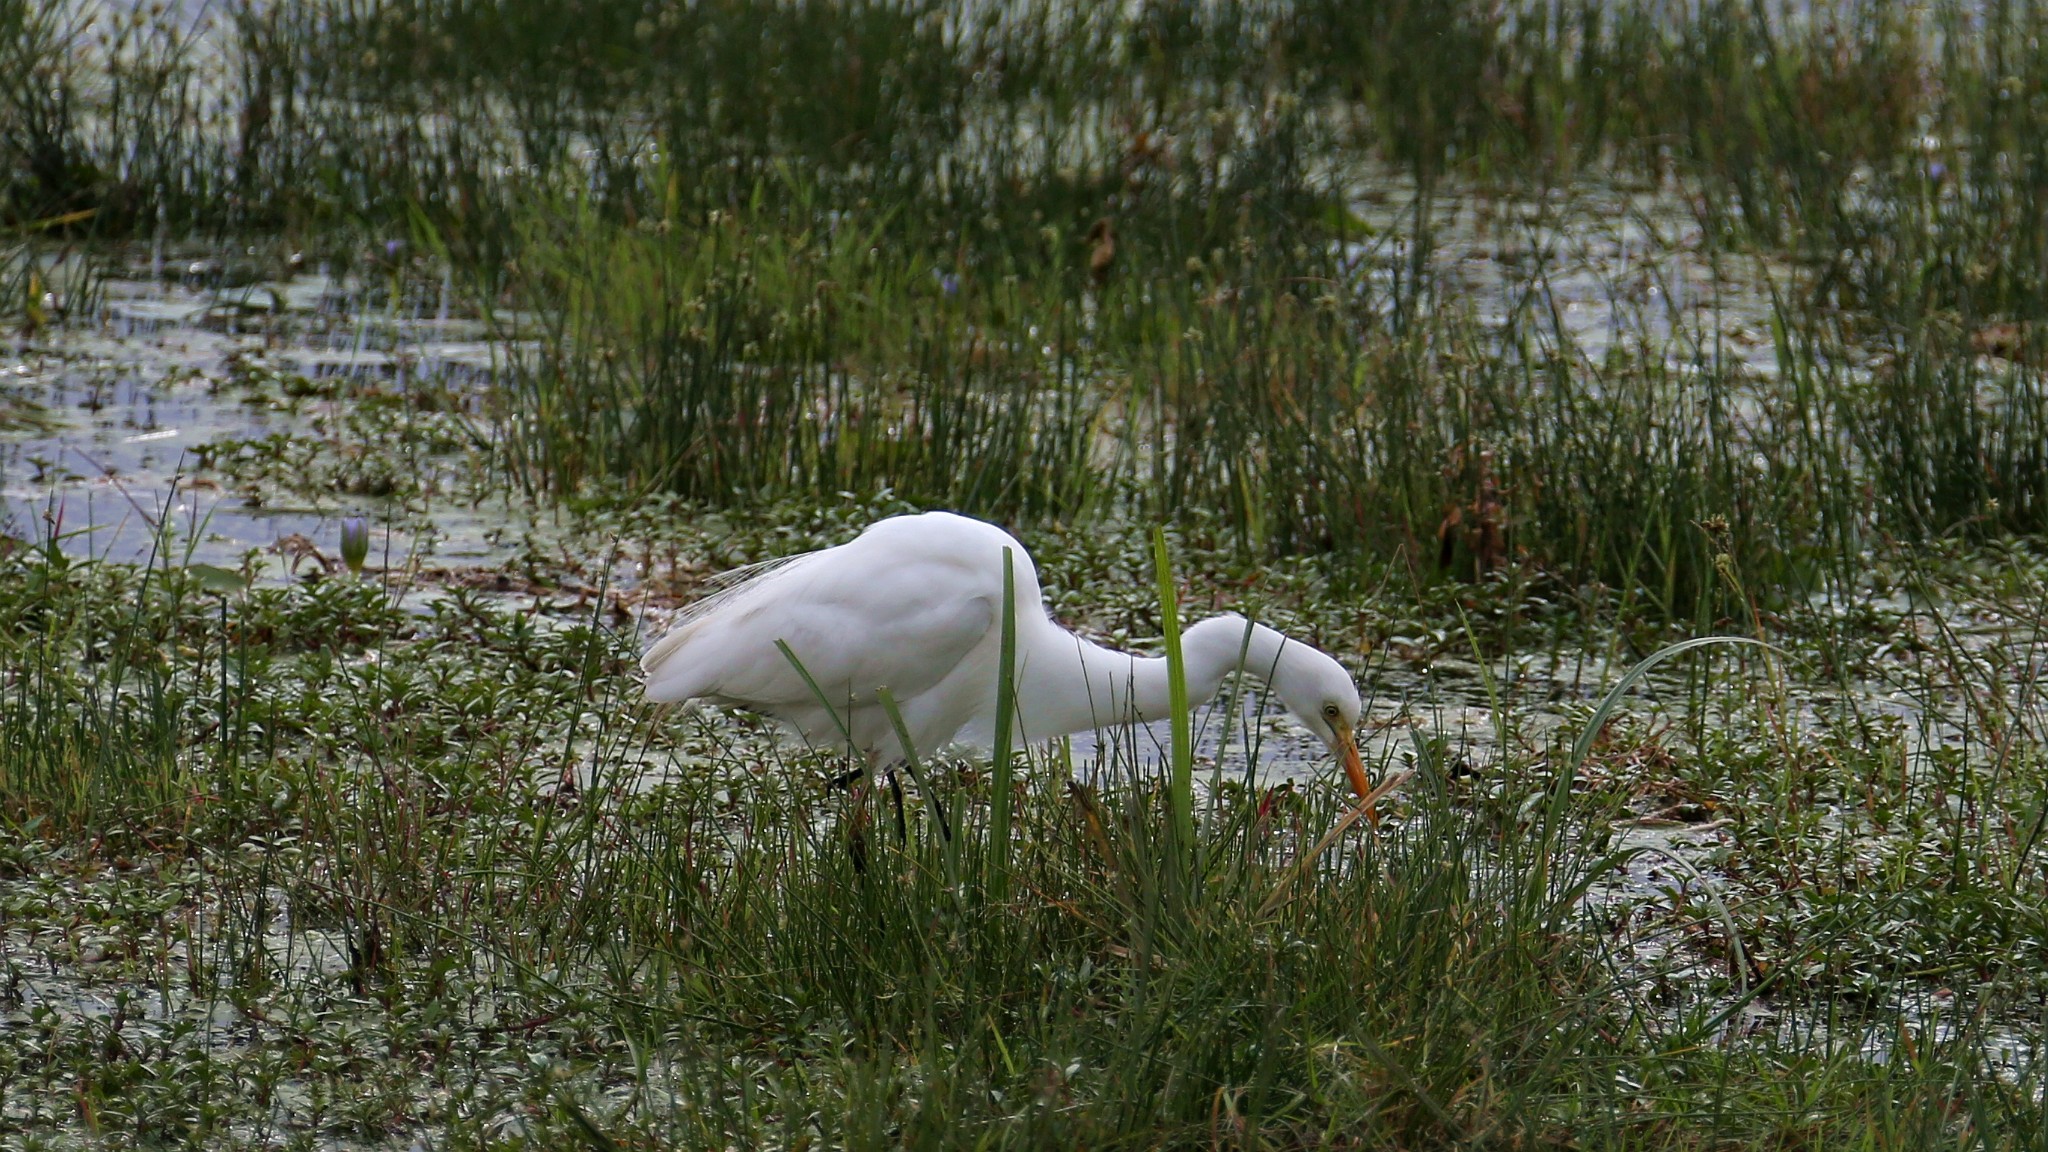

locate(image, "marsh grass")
[[4, 521, 2048, 1145], [14, 0, 2048, 1143], [14, 0, 2048, 617], [494, 190, 1865, 624], [487, 194, 1104, 518]]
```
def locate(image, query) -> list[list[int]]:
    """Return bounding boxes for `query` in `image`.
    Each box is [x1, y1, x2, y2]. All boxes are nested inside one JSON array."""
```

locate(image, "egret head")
[[1268, 644, 1369, 800]]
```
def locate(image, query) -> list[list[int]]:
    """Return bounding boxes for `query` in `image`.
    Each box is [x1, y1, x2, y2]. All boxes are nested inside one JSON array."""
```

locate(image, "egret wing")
[[643, 541, 997, 714], [640, 550, 816, 680]]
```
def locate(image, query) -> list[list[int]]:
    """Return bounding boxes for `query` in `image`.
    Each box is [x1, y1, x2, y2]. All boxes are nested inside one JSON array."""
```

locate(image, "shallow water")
[[1, 263, 518, 575], [1, 219, 2025, 883], [1346, 176, 1794, 377], [0, 249, 1995, 795]]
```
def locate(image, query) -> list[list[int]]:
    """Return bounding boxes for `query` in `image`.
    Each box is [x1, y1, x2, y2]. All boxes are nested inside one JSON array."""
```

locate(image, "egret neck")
[[1012, 612, 1289, 741]]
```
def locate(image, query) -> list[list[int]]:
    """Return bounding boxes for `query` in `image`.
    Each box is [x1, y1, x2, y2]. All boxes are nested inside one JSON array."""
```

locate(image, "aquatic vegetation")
[[0, 522, 2046, 1146], [8, 0, 2048, 1145], [5, 0, 2047, 612]]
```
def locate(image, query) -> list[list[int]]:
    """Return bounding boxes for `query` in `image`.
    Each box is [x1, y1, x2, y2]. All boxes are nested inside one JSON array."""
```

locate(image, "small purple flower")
[[1927, 160, 1948, 182], [384, 239, 404, 259], [941, 273, 960, 296], [339, 517, 370, 576]]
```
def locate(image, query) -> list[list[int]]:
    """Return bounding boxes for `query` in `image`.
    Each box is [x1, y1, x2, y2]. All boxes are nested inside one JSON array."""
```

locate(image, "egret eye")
[[1322, 703, 1341, 719]]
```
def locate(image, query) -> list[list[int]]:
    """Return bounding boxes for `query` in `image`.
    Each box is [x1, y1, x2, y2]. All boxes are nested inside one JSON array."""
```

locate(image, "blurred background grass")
[[9, 0, 2048, 626]]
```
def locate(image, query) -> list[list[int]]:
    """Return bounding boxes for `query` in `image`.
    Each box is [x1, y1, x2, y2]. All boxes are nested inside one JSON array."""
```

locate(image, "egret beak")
[[1332, 726, 1377, 824]]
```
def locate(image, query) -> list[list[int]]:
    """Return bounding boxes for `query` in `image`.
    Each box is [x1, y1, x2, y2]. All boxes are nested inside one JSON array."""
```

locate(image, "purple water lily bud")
[[340, 517, 370, 576]]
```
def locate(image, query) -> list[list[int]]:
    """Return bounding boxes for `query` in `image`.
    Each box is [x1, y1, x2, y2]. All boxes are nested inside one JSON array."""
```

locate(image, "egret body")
[[642, 512, 1370, 799]]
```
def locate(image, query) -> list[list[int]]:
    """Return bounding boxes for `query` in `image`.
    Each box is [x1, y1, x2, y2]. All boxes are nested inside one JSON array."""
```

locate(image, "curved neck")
[[1014, 613, 1289, 742]]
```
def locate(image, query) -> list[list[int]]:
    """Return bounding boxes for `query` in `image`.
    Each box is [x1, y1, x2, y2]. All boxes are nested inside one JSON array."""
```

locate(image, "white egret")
[[642, 511, 1372, 802]]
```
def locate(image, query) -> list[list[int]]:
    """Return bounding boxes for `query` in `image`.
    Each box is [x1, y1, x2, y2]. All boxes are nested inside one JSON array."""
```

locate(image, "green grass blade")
[[1532, 635, 1781, 907], [774, 638, 855, 750], [1153, 529, 1195, 872], [1628, 843, 1750, 997], [876, 685, 953, 847], [1561, 635, 1780, 791], [988, 547, 1019, 901]]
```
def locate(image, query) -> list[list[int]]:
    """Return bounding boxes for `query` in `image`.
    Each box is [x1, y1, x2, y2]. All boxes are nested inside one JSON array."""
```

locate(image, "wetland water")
[[0, 228, 1704, 795], [5, 202, 2045, 1152], [0, 246, 2002, 966], [2, 266, 512, 573], [0, 207, 1992, 794], [5, 172, 1795, 568], [16, 0, 2048, 1140]]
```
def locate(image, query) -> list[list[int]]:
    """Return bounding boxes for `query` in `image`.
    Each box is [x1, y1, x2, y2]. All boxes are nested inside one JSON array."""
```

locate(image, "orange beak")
[[1333, 727, 1378, 825]]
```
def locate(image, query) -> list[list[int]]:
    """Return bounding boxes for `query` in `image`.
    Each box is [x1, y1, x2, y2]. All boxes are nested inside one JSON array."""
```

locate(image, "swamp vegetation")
[[7, 0, 2048, 1146]]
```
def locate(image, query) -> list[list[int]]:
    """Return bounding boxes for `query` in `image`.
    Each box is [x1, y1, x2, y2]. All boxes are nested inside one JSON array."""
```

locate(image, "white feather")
[[640, 510, 1367, 796]]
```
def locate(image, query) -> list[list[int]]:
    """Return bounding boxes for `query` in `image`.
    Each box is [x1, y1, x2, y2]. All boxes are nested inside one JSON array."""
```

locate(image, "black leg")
[[887, 769, 907, 844]]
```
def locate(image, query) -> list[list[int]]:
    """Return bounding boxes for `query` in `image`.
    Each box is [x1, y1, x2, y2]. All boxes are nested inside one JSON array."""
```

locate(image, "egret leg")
[[843, 754, 881, 875], [886, 769, 908, 844]]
